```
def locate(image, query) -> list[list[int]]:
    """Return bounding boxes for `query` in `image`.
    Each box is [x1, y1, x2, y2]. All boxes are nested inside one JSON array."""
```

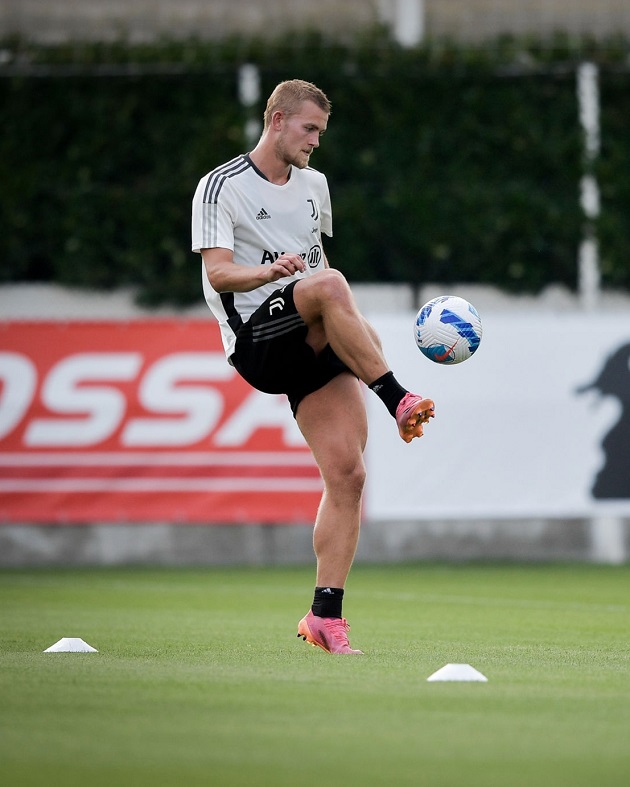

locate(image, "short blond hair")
[[263, 79, 331, 129]]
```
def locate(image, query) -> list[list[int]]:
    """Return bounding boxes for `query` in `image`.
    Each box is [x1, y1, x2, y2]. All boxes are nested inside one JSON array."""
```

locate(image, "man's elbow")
[[206, 268, 228, 292]]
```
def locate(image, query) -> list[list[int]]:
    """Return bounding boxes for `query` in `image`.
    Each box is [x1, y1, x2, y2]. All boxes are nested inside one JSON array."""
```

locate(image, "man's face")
[[274, 100, 328, 169]]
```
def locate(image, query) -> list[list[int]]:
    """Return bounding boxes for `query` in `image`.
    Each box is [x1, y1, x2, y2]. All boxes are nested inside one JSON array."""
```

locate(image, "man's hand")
[[265, 253, 306, 282]]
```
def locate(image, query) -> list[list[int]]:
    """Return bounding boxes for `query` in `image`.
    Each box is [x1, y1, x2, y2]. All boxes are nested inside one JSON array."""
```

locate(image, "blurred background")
[[1, 0, 629, 566]]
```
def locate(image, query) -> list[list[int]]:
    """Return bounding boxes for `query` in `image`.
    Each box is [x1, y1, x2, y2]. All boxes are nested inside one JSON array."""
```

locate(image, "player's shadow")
[[577, 342, 630, 499]]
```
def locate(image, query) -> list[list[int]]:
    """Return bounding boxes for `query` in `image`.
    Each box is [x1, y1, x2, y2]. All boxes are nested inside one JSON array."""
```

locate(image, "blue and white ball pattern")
[[414, 296, 482, 364]]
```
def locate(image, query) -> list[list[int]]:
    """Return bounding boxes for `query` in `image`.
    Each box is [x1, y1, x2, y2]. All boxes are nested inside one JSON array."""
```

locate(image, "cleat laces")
[[326, 617, 351, 647]]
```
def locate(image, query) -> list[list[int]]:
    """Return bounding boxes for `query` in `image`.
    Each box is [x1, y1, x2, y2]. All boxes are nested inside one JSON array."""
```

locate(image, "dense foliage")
[[0, 32, 628, 305]]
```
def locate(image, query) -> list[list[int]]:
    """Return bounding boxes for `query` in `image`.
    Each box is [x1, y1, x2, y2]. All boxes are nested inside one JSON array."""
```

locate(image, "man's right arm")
[[202, 248, 306, 293]]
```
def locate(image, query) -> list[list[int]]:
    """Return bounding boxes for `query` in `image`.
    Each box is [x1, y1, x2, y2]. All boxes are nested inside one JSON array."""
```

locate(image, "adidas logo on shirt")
[[256, 208, 271, 220]]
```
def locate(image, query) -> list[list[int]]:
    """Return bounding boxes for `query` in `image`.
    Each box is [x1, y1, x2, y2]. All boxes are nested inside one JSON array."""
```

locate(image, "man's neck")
[[248, 144, 291, 186]]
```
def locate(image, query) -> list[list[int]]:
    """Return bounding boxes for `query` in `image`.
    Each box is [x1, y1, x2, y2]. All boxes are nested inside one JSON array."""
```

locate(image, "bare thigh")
[[296, 372, 367, 484]]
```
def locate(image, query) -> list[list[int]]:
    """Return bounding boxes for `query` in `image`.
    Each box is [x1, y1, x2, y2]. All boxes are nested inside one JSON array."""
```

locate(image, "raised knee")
[[314, 268, 352, 304]]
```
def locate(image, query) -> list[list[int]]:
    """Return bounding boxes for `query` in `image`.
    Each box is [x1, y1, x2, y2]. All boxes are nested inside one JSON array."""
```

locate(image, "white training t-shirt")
[[191, 154, 333, 359]]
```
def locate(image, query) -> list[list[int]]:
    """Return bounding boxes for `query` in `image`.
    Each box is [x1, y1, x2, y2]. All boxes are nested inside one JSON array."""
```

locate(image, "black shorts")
[[231, 281, 351, 416]]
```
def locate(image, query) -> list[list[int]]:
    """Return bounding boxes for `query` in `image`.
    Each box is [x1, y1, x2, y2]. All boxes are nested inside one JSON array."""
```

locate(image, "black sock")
[[311, 586, 344, 619], [368, 371, 407, 417]]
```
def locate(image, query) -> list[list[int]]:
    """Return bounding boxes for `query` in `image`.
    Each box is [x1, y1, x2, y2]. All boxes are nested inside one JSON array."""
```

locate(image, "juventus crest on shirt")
[[192, 153, 332, 358]]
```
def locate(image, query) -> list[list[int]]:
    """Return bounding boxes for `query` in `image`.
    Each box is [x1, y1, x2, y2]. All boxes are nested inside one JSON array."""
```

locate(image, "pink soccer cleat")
[[297, 610, 364, 655], [395, 392, 435, 443]]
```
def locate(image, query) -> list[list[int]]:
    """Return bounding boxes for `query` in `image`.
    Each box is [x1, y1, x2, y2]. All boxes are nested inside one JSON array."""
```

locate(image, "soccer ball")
[[414, 295, 482, 364]]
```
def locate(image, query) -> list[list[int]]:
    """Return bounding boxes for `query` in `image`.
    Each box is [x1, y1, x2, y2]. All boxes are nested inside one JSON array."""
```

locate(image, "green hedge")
[[0, 32, 628, 305]]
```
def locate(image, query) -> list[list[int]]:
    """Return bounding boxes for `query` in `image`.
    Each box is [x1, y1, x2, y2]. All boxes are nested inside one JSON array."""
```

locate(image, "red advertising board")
[[0, 321, 321, 524]]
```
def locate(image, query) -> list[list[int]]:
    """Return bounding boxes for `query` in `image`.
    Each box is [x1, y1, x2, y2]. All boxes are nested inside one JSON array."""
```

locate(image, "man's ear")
[[270, 110, 285, 131]]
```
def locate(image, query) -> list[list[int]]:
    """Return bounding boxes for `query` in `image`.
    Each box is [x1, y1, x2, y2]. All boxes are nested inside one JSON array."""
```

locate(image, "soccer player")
[[192, 79, 434, 654]]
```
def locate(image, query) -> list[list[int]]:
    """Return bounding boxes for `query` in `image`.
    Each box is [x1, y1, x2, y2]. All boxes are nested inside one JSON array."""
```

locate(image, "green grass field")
[[1, 563, 629, 786]]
